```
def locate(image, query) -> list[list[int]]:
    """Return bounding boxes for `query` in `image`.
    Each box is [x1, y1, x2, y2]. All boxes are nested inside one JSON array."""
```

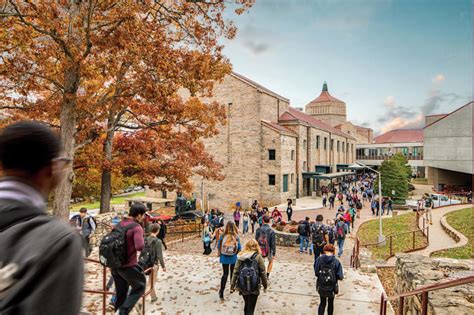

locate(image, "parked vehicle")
[[430, 194, 461, 208], [171, 210, 204, 222]]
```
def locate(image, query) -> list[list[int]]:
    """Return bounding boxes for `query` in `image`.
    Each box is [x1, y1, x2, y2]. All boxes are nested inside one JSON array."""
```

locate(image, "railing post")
[[421, 291, 429, 315], [389, 235, 393, 257], [398, 296, 404, 315], [102, 265, 107, 315], [427, 226, 429, 244], [413, 231, 416, 250], [380, 294, 385, 315]]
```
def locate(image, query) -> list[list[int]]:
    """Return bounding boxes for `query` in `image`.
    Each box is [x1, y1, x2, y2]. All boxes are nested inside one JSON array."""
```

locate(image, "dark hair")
[[323, 244, 335, 253], [305, 216, 310, 221], [150, 223, 160, 234], [0, 121, 62, 174], [129, 203, 147, 217], [79, 207, 87, 213], [263, 215, 270, 223], [316, 214, 324, 222]]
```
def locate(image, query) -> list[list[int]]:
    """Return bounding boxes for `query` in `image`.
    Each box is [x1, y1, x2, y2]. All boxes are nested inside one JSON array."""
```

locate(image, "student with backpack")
[[101, 203, 147, 315], [298, 217, 311, 253], [242, 210, 250, 234], [234, 208, 241, 228], [0, 121, 83, 315], [326, 220, 336, 245], [140, 224, 166, 303], [72, 207, 97, 257], [314, 244, 344, 315], [202, 221, 213, 255], [311, 214, 329, 260], [218, 221, 241, 300], [328, 194, 335, 210], [348, 206, 356, 230], [230, 239, 268, 315], [286, 198, 293, 221], [255, 215, 276, 279], [335, 217, 348, 257], [322, 194, 327, 208]]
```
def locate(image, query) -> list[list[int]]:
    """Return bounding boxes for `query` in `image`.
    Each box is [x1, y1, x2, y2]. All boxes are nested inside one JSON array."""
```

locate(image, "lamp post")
[[356, 162, 386, 246]]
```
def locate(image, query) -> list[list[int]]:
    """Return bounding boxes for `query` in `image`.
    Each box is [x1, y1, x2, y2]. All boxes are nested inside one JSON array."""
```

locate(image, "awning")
[[302, 172, 321, 179], [347, 163, 366, 170], [313, 171, 355, 180]]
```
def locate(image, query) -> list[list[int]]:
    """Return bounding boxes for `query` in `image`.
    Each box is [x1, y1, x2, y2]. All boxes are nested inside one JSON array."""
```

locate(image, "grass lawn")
[[357, 212, 428, 260], [431, 207, 473, 259], [70, 192, 145, 211], [411, 178, 428, 184]]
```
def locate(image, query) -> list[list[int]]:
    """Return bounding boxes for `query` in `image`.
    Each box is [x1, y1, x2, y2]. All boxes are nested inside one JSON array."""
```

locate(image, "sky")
[[221, 0, 472, 134]]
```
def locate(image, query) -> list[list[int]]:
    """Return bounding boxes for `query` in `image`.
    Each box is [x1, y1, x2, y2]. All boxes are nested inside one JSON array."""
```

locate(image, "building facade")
[[424, 102, 473, 192], [356, 129, 425, 177], [186, 73, 359, 210]]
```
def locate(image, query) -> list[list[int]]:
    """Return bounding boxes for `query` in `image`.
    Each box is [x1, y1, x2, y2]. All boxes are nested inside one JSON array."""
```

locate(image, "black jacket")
[[255, 224, 276, 257], [0, 199, 83, 315]]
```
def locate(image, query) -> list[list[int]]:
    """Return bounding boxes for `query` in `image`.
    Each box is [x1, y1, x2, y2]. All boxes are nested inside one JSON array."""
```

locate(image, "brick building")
[[185, 73, 364, 210]]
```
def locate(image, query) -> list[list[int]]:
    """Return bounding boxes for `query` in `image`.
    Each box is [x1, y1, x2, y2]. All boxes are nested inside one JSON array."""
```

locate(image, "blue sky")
[[221, 0, 472, 134]]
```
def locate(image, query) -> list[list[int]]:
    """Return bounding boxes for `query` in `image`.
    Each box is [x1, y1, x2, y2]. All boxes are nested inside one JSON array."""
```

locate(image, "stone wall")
[[395, 253, 474, 314], [275, 230, 299, 247], [89, 212, 119, 247]]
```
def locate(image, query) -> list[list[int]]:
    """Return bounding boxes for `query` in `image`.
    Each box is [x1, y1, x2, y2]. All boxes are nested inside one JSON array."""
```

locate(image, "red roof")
[[308, 91, 344, 104], [372, 129, 423, 144], [261, 120, 297, 137], [279, 108, 355, 140]]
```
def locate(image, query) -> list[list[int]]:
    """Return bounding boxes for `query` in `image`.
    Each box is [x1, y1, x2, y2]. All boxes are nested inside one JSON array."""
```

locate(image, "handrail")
[[380, 275, 474, 314], [83, 258, 154, 315]]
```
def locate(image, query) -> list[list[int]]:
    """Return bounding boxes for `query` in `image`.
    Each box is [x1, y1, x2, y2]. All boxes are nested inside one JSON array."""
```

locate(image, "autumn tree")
[[0, 0, 253, 219]]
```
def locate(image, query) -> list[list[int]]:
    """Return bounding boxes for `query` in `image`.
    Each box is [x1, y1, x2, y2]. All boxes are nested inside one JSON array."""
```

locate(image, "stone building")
[[305, 82, 373, 144], [186, 73, 359, 210]]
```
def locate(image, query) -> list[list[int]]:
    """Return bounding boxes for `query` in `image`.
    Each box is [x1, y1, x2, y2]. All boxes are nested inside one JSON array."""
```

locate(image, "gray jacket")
[[0, 181, 83, 315]]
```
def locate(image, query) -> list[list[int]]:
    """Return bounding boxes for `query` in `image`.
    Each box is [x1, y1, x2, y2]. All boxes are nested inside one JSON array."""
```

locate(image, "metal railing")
[[350, 213, 429, 265], [166, 220, 203, 242], [83, 258, 154, 315], [380, 275, 474, 315], [356, 155, 423, 161]]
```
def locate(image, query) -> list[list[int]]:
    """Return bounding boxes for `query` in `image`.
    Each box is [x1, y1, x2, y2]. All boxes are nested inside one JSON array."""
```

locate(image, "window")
[[342, 142, 345, 152], [303, 161, 307, 170], [324, 137, 327, 150], [161, 190, 167, 198], [316, 136, 320, 149], [283, 174, 289, 192], [303, 139, 307, 149], [347, 143, 350, 153], [268, 175, 276, 185], [268, 149, 276, 160], [331, 139, 334, 150], [337, 141, 340, 152], [291, 173, 294, 184], [291, 150, 295, 160]]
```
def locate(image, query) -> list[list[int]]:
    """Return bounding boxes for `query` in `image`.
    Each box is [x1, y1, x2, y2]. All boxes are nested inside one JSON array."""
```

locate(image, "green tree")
[[377, 153, 411, 203]]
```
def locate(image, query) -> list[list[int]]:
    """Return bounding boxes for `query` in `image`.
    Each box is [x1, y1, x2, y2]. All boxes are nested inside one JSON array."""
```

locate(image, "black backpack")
[[237, 253, 260, 295], [311, 223, 326, 247], [317, 260, 337, 294], [99, 222, 138, 268], [138, 237, 158, 271], [297, 223, 307, 235]]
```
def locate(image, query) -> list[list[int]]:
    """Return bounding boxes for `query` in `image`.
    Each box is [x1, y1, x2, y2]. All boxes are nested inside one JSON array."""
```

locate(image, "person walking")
[[297, 217, 311, 253], [335, 217, 348, 257], [255, 215, 276, 280], [157, 219, 168, 250], [234, 208, 241, 228], [286, 200, 293, 222], [147, 224, 166, 303], [202, 221, 213, 255], [218, 221, 241, 300], [314, 244, 344, 315], [242, 210, 250, 234], [328, 194, 335, 210], [0, 121, 83, 315], [110, 203, 147, 315], [322, 194, 327, 208], [230, 239, 268, 315], [424, 195, 433, 224], [311, 215, 329, 260], [348, 206, 356, 230], [387, 197, 394, 216], [72, 207, 97, 257]]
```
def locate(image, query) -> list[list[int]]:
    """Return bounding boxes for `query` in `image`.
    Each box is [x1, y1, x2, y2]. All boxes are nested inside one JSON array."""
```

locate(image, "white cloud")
[[384, 95, 395, 108], [432, 74, 445, 83]]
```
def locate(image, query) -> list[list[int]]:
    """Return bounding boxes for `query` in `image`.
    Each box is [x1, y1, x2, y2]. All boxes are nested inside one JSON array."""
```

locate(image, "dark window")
[[342, 142, 345, 152], [303, 140, 307, 149], [337, 141, 340, 152], [331, 139, 334, 150], [162, 190, 167, 198], [283, 174, 289, 192], [268, 175, 276, 185], [316, 136, 320, 149], [291, 150, 295, 160], [324, 137, 327, 150], [269, 149, 276, 160]]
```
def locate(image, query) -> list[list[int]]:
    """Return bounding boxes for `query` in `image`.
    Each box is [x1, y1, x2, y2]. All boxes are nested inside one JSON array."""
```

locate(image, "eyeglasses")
[[52, 156, 73, 172]]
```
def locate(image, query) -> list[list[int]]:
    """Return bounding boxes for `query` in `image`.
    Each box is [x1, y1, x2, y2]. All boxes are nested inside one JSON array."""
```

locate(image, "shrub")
[[290, 220, 298, 226], [289, 227, 297, 233], [275, 225, 284, 232], [280, 221, 287, 226]]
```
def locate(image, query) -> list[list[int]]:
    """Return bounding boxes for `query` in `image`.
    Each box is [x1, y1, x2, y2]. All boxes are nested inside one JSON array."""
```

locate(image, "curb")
[[429, 211, 469, 257]]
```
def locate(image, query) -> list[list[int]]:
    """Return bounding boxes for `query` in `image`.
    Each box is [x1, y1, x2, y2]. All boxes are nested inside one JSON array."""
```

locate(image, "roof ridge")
[[230, 72, 289, 102]]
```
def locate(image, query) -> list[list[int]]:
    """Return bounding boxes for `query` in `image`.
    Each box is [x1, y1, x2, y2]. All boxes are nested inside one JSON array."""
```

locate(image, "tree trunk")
[[53, 64, 80, 220], [99, 115, 115, 214]]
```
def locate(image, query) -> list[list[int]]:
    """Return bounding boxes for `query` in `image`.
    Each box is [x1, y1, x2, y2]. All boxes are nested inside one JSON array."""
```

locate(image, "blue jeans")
[[337, 238, 345, 257], [243, 220, 249, 234], [299, 236, 309, 252]]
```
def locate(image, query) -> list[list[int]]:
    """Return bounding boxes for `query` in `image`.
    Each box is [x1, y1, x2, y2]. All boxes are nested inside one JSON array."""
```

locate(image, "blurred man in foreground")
[[0, 121, 83, 314]]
